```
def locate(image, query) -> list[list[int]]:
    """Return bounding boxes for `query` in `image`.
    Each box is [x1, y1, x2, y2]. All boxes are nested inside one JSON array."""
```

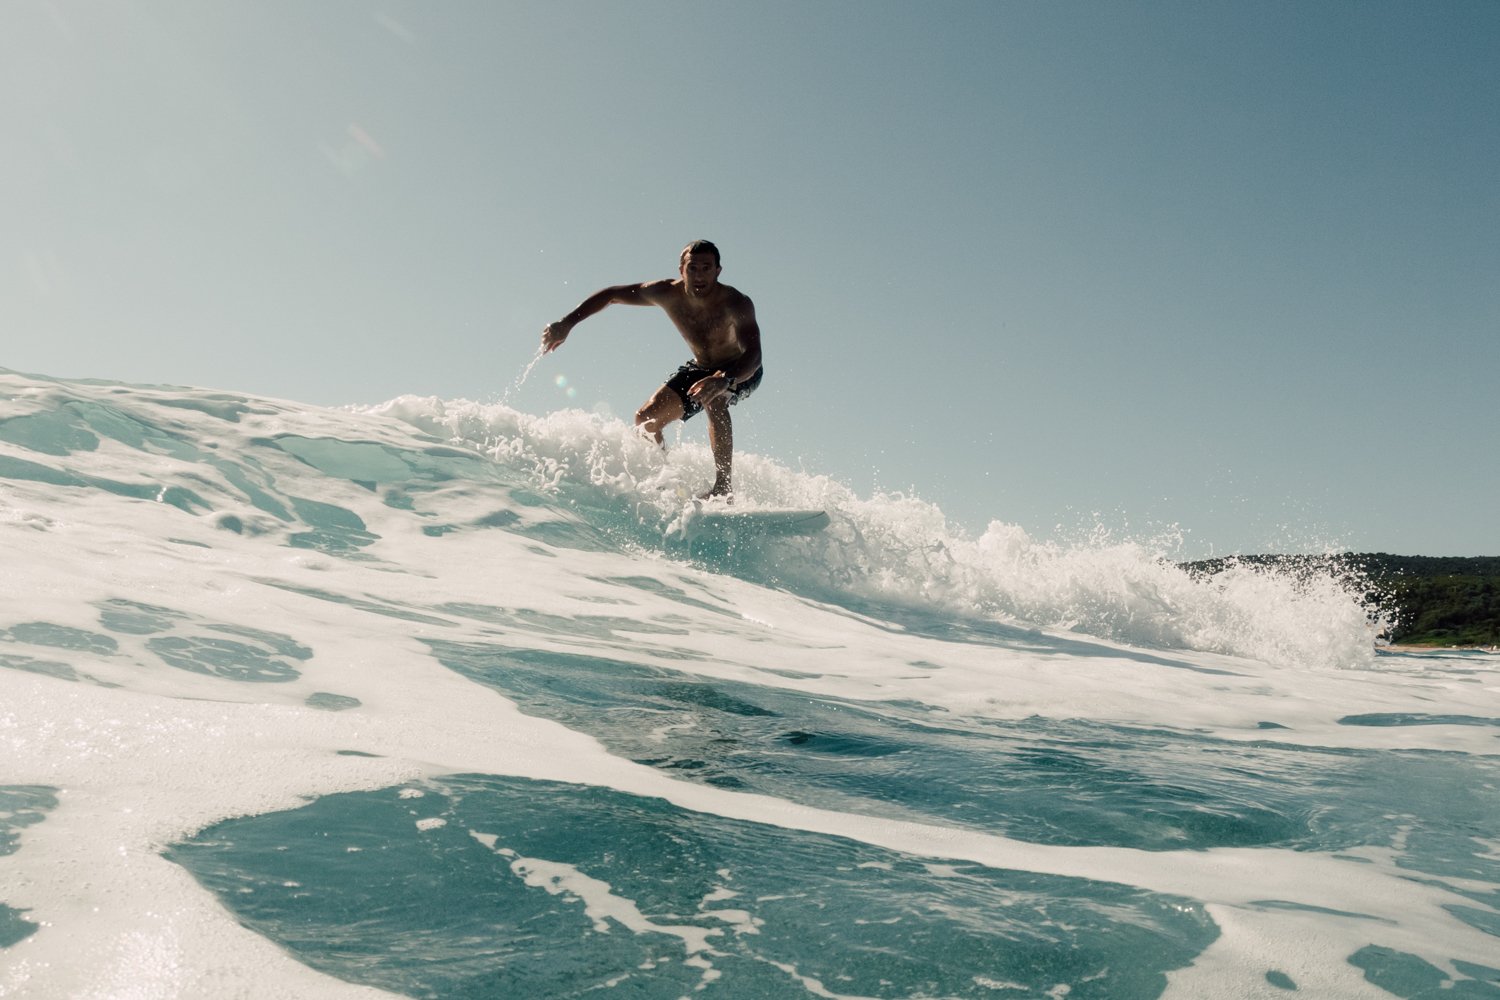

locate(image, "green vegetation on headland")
[[1181, 554, 1500, 648]]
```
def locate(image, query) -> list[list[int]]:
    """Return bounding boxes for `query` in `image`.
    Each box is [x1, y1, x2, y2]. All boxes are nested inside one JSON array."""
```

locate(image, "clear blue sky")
[[5, 1, 1496, 557]]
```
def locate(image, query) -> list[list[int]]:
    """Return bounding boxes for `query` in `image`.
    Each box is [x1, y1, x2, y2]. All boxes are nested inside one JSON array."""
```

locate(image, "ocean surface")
[[2, 367, 1497, 999]]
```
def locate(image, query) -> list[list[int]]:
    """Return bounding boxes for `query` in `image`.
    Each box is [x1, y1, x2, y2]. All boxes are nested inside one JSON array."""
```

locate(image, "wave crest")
[[367, 397, 1380, 669]]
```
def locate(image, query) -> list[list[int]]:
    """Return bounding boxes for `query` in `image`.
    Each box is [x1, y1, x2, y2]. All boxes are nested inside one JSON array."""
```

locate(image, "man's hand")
[[687, 373, 732, 407], [541, 320, 573, 353]]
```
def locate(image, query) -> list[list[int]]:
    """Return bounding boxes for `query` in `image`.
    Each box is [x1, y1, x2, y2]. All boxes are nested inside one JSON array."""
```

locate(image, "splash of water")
[[366, 396, 1382, 670], [501, 346, 548, 404]]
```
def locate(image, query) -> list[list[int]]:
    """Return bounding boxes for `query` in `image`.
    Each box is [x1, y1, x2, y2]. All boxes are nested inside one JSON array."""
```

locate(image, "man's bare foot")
[[697, 485, 733, 503]]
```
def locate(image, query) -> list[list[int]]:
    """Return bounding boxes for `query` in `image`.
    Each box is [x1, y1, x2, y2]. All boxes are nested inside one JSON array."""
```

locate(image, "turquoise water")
[[168, 777, 1218, 998], [2, 369, 1498, 998]]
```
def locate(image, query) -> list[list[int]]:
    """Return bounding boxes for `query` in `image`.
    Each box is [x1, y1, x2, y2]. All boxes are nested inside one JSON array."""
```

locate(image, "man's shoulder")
[[721, 285, 754, 311], [649, 277, 684, 292], [635, 278, 680, 302]]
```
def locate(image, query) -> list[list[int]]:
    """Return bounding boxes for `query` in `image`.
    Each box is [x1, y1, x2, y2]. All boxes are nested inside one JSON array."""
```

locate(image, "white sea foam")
[[1, 370, 1495, 998], [366, 395, 1384, 670]]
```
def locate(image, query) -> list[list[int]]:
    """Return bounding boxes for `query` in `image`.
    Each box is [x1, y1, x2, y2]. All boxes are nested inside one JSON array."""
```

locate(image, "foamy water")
[[2, 369, 1496, 999]]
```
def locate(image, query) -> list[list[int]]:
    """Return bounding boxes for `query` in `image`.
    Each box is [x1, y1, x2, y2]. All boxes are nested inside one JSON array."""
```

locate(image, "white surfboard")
[[672, 500, 828, 539], [687, 506, 830, 537]]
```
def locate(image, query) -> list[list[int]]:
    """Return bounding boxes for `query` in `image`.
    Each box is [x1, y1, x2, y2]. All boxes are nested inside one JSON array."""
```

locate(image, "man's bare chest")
[[665, 304, 736, 345]]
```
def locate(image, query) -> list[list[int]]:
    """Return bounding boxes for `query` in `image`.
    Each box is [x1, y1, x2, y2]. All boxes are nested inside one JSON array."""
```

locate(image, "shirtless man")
[[541, 240, 763, 500]]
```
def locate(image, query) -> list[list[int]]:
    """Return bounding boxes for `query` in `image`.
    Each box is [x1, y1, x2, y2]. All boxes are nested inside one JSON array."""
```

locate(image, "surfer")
[[541, 240, 763, 500]]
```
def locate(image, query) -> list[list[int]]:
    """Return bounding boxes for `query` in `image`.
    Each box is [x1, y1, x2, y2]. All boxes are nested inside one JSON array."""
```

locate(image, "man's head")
[[679, 239, 721, 268], [679, 239, 722, 297]]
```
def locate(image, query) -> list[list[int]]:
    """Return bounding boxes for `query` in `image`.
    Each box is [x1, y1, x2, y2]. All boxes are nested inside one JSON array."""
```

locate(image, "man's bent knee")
[[636, 389, 683, 427], [635, 406, 670, 433], [634, 392, 684, 446]]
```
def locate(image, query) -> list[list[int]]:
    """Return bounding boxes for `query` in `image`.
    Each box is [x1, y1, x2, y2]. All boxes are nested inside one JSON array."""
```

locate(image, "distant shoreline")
[[1380, 644, 1500, 654]]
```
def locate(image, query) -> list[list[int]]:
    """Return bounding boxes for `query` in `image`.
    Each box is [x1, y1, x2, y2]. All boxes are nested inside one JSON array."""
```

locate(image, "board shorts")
[[664, 362, 764, 421]]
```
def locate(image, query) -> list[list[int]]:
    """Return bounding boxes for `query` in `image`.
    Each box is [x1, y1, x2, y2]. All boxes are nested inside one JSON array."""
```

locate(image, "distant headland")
[[1181, 554, 1500, 649]]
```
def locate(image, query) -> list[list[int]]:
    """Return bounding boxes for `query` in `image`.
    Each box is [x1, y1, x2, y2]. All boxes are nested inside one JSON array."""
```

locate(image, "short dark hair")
[[680, 240, 721, 267]]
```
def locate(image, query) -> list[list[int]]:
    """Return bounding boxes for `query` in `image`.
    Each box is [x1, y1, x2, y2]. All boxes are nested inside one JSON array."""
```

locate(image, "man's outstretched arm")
[[541, 281, 668, 353]]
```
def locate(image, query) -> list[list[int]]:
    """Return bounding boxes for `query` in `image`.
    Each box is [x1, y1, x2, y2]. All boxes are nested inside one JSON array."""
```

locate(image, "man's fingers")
[[689, 383, 726, 405]]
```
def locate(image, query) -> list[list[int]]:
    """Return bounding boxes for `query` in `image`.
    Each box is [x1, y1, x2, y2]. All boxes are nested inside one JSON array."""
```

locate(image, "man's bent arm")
[[723, 303, 763, 385], [542, 282, 666, 353], [691, 302, 763, 405]]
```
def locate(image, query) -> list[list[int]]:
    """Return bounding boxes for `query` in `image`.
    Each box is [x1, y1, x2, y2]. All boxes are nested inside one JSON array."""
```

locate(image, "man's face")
[[680, 251, 722, 298]]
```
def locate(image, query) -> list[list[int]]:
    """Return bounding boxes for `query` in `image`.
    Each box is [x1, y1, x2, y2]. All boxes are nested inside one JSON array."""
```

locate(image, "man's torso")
[[650, 281, 750, 368]]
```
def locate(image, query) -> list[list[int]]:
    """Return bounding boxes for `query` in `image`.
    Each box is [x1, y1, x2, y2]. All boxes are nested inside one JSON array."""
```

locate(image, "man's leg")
[[634, 385, 685, 447], [702, 398, 732, 499]]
